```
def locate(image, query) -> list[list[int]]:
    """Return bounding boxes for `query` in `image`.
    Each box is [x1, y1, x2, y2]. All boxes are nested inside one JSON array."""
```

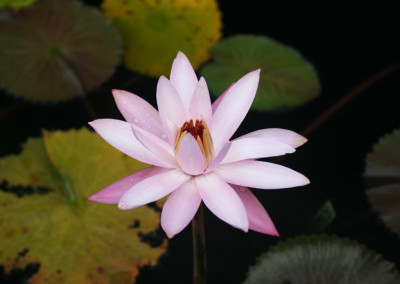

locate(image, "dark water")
[[1, 0, 400, 283]]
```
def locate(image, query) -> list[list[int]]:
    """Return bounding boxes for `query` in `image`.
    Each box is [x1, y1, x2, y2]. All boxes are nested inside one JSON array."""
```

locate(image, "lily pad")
[[244, 235, 400, 284], [201, 35, 320, 111], [0, 0, 38, 9], [0, 128, 166, 283], [0, 0, 122, 102], [101, 0, 222, 77], [365, 129, 400, 235]]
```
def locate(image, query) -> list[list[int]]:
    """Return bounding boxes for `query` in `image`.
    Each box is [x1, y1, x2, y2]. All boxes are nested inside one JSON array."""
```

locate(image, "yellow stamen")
[[175, 119, 214, 168]]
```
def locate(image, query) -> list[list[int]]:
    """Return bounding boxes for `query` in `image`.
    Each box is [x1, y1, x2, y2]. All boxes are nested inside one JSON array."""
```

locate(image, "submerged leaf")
[[101, 0, 222, 77], [0, 0, 122, 102], [201, 35, 320, 111], [365, 129, 400, 235], [0, 128, 166, 283], [244, 235, 400, 284]]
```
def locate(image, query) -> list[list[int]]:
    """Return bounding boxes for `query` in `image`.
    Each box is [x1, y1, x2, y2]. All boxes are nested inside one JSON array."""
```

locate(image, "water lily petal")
[[156, 76, 188, 144], [178, 134, 206, 175], [211, 82, 235, 115], [89, 119, 171, 168], [205, 142, 231, 173], [215, 160, 310, 189], [161, 179, 202, 238], [189, 77, 212, 126], [195, 172, 248, 231], [119, 168, 190, 210], [211, 70, 260, 153], [221, 138, 295, 164], [112, 89, 166, 139], [238, 128, 307, 148], [170, 51, 198, 111], [232, 185, 279, 236], [88, 167, 160, 204], [131, 124, 177, 168]]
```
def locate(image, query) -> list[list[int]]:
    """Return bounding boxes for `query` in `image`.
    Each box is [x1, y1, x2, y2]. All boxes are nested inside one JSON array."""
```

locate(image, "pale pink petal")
[[211, 70, 260, 153], [238, 128, 307, 148], [88, 167, 160, 204], [215, 160, 310, 189], [89, 119, 171, 168], [205, 142, 231, 173], [112, 89, 166, 139], [195, 173, 248, 231], [119, 168, 190, 210], [161, 179, 202, 238], [178, 135, 206, 175], [170, 51, 198, 111], [189, 77, 212, 126], [232, 185, 279, 236], [131, 124, 177, 168], [221, 138, 295, 164], [211, 83, 235, 115], [156, 76, 188, 144]]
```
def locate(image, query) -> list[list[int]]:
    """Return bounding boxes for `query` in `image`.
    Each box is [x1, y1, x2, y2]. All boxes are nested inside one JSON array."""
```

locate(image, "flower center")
[[174, 119, 214, 169]]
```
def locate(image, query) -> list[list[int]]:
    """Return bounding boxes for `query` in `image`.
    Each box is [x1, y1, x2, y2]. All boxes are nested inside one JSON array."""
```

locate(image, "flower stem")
[[302, 62, 400, 137], [192, 204, 207, 284]]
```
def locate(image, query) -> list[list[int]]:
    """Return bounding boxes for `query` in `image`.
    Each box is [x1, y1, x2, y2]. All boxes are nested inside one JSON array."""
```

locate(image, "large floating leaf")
[[201, 35, 320, 111], [0, 128, 166, 283], [244, 235, 400, 284], [0, 0, 122, 102], [102, 0, 222, 77], [365, 129, 400, 235]]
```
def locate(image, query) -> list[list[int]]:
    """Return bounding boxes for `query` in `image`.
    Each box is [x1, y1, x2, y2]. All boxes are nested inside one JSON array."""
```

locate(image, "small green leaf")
[[101, 0, 222, 77], [365, 129, 400, 235], [201, 35, 320, 111], [244, 235, 400, 284], [0, 128, 166, 283], [0, 0, 122, 102], [303, 200, 336, 233]]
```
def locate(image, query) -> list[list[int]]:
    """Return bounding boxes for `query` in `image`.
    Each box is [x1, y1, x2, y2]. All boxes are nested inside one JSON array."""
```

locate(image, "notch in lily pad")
[[201, 35, 320, 111], [0, 0, 122, 102], [0, 128, 166, 283]]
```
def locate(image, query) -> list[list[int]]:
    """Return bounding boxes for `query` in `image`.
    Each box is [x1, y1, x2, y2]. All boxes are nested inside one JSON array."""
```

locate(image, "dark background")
[[1, 0, 400, 283]]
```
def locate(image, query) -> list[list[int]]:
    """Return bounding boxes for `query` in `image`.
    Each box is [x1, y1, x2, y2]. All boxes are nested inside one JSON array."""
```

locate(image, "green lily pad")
[[0, 0, 122, 102], [201, 35, 320, 111], [0, 128, 166, 283], [244, 235, 400, 284], [101, 0, 222, 77], [365, 129, 400, 235], [0, 0, 38, 9]]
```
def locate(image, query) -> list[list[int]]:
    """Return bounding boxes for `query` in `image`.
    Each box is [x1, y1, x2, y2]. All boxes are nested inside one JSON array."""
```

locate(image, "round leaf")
[[244, 235, 400, 284], [365, 129, 400, 235], [0, 0, 122, 102], [201, 35, 320, 111], [0, 128, 166, 283], [101, 0, 222, 77]]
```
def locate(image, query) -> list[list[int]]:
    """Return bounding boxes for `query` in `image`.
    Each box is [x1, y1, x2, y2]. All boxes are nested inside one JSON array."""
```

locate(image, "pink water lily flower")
[[88, 51, 309, 238]]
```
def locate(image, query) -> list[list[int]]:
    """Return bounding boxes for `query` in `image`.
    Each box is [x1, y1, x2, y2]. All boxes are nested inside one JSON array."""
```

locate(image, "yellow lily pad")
[[0, 0, 122, 102], [101, 0, 222, 77], [0, 128, 166, 283]]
